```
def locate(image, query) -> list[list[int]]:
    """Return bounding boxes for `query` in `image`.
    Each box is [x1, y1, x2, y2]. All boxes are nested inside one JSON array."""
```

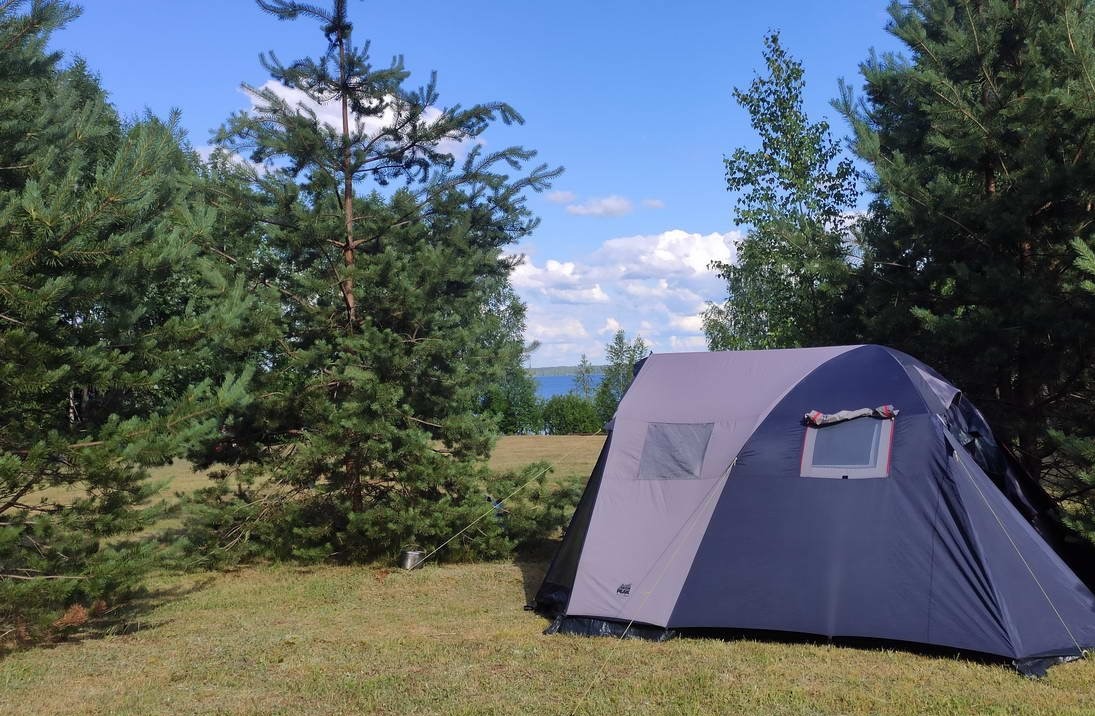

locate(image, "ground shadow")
[[513, 556, 550, 612], [0, 575, 215, 661]]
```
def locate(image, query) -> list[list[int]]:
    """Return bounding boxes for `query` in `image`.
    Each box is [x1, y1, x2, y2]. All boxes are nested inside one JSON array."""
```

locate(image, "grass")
[[488, 434, 605, 481], [31, 435, 605, 507], [3, 435, 1095, 715], [29, 460, 214, 507], [2, 562, 1094, 715]]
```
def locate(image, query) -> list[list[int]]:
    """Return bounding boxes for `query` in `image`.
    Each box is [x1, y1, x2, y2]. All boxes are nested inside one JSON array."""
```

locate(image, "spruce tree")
[[838, 1, 1095, 491], [185, 0, 560, 562], [0, 1, 251, 637], [704, 32, 858, 351], [1060, 240, 1095, 542]]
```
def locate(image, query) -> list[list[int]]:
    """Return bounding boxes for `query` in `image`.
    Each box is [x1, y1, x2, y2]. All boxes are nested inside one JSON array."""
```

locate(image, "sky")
[[52, 1, 904, 367]]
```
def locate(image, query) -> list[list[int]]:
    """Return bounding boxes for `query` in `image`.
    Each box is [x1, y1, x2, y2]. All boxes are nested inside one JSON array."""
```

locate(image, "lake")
[[534, 373, 602, 400]]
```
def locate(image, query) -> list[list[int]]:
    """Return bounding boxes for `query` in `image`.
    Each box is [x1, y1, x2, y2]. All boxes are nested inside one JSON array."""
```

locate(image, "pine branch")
[[1064, 10, 1095, 99], [0, 574, 87, 581], [0, 476, 39, 516]]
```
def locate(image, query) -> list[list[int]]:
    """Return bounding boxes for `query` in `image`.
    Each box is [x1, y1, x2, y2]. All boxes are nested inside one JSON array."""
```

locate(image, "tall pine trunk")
[[337, 19, 362, 511], [338, 27, 357, 330]]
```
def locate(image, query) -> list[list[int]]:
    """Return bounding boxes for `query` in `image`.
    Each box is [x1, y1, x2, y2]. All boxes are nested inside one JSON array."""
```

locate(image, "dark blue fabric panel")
[[732, 346, 928, 480], [923, 423, 1013, 655], [668, 346, 1021, 657], [948, 435, 1095, 659]]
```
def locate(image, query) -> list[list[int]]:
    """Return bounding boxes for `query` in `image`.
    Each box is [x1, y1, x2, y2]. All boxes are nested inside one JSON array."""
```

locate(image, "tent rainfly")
[[534, 345, 1095, 676]]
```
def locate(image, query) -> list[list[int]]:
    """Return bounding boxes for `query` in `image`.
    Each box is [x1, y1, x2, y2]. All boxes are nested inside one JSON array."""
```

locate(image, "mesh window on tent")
[[801, 417, 893, 479], [638, 422, 714, 480]]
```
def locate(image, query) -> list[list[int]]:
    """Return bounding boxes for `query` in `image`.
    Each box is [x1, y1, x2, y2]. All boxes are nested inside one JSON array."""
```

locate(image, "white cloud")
[[510, 229, 739, 366], [618, 279, 703, 307], [595, 229, 737, 279], [642, 198, 666, 209], [599, 317, 623, 335], [527, 316, 588, 341], [546, 190, 577, 204], [545, 285, 610, 304], [669, 314, 704, 333], [565, 195, 634, 217], [668, 335, 708, 352], [247, 80, 473, 159], [511, 258, 581, 290]]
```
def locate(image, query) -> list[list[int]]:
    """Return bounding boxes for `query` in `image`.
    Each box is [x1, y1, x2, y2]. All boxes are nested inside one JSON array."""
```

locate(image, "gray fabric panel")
[[913, 365, 961, 412], [566, 345, 859, 627], [638, 423, 714, 480]]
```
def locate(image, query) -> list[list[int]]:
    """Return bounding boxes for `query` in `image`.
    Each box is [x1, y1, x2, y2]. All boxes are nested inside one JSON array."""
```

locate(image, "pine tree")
[[838, 1, 1095, 491], [704, 32, 858, 351], [1059, 240, 1095, 542], [0, 1, 251, 637], [594, 330, 648, 424], [185, 0, 560, 563]]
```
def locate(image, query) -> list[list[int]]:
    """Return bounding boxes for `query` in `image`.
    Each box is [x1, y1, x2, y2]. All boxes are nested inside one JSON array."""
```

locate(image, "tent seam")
[[881, 346, 938, 416], [926, 466, 942, 645], [666, 346, 863, 628], [945, 444, 1019, 656]]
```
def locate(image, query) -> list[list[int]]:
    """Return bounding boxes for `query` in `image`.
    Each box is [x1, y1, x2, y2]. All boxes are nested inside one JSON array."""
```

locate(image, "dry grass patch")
[[1, 562, 1093, 715], [28, 437, 600, 513], [28, 460, 214, 507], [489, 435, 604, 482]]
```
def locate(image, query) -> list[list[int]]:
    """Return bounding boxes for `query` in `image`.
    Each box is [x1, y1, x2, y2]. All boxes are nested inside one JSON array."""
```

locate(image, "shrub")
[[172, 461, 581, 568], [542, 394, 602, 435]]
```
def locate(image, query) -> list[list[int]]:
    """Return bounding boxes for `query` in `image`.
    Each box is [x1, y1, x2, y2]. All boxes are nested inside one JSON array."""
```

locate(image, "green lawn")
[[2, 435, 1094, 715], [2, 562, 1093, 715]]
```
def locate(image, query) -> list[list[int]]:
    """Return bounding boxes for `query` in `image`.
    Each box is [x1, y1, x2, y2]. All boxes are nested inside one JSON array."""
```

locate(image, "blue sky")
[[53, 1, 903, 366]]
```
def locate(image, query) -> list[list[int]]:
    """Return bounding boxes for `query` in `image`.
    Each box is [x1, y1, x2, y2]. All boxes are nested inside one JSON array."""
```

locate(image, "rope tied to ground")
[[408, 457, 568, 569], [943, 422, 1086, 661]]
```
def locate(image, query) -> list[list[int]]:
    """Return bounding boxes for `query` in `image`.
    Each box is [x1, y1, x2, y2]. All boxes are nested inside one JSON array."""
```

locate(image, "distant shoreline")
[[529, 365, 607, 377]]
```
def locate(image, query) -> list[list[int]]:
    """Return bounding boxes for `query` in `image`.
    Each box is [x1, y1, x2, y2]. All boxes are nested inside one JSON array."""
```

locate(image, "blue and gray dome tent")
[[534, 345, 1095, 675]]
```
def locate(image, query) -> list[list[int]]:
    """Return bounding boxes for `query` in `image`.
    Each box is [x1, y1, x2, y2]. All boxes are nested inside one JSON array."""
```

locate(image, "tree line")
[[1, 0, 575, 639], [494, 330, 649, 436], [5, 0, 1095, 643], [704, 2, 1095, 544]]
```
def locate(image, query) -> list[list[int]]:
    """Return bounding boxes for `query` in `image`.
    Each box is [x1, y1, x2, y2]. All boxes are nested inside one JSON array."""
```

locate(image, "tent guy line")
[[410, 458, 569, 570], [944, 427, 1085, 660]]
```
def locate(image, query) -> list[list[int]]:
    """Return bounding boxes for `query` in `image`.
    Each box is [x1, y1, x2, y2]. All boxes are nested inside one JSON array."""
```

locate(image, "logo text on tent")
[[616, 583, 631, 596]]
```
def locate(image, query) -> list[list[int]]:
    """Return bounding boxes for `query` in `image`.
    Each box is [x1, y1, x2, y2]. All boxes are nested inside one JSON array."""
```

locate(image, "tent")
[[534, 345, 1095, 675]]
